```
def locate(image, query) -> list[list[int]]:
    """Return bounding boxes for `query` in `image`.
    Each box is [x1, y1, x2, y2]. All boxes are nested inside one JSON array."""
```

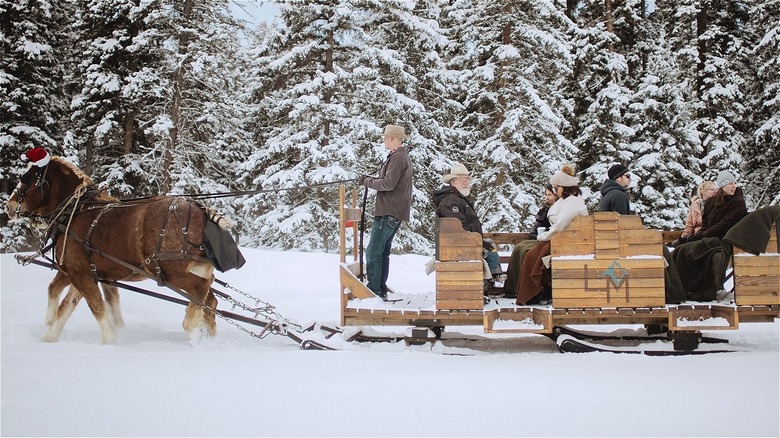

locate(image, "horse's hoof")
[[41, 333, 60, 343]]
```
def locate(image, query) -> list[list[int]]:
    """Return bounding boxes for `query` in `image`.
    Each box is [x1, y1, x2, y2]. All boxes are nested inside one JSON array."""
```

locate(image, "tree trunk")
[[123, 111, 134, 154], [498, 1, 511, 123], [163, 0, 193, 193], [696, 4, 708, 99], [606, 0, 614, 52], [323, 13, 333, 149], [85, 138, 93, 176]]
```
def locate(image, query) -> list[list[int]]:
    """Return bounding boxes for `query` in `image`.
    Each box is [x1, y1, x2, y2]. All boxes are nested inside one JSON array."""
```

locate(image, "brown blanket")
[[516, 240, 551, 304]]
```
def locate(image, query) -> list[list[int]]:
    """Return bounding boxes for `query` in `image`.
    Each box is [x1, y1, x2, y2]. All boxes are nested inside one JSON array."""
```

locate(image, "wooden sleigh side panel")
[[733, 220, 779, 306], [550, 212, 666, 309]]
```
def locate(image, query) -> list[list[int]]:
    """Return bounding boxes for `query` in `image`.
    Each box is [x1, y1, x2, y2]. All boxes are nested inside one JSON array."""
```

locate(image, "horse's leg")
[[182, 283, 217, 338], [175, 263, 217, 339], [102, 283, 124, 328], [46, 271, 71, 326], [69, 277, 117, 344], [43, 285, 82, 342], [203, 290, 218, 336]]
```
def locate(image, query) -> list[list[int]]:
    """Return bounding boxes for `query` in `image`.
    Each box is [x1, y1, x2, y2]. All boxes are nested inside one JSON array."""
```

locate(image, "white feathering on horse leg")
[[46, 273, 73, 326], [97, 314, 118, 344], [42, 292, 81, 342], [103, 285, 125, 328]]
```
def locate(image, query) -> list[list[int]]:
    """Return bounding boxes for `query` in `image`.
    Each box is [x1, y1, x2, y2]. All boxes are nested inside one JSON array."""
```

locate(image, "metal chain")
[[211, 280, 308, 336], [213, 311, 279, 340]]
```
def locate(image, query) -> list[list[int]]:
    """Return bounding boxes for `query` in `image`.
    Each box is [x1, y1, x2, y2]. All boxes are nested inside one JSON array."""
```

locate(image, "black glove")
[[688, 233, 703, 242], [357, 175, 367, 186]]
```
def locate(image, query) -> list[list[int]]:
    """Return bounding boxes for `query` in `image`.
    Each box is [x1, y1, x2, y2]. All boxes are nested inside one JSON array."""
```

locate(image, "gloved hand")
[[688, 232, 703, 242], [669, 236, 686, 247], [357, 175, 368, 186]]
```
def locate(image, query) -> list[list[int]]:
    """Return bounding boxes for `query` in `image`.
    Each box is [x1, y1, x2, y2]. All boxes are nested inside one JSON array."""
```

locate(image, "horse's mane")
[[51, 156, 119, 202]]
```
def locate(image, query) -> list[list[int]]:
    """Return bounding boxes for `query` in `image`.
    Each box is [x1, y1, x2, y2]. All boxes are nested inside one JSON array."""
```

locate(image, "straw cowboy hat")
[[381, 124, 410, 139], [442, 162, 470, 184]]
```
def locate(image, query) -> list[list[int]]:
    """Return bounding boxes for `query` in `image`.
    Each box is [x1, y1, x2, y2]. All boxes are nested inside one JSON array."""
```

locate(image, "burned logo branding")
[[584, 261, 630, 302]]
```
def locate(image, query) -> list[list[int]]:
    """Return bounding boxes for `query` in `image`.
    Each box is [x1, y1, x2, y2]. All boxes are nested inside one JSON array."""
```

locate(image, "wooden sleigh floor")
[[339, 260, 780, 335]]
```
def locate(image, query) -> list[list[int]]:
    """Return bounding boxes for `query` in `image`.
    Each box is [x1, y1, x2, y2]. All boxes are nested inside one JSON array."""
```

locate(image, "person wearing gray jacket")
[[598, 163, 632, 215]]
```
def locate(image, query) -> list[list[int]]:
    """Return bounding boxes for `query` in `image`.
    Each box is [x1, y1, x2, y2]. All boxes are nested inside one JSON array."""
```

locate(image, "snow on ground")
[[1, 248, 778, 437]]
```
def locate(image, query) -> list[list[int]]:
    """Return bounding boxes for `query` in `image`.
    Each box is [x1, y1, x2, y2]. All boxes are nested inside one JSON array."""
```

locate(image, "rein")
[[175, 178, 359, 201]]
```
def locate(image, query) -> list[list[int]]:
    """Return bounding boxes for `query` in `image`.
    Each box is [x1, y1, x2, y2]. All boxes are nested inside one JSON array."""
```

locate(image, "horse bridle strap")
[[83, 203, 117, 282]]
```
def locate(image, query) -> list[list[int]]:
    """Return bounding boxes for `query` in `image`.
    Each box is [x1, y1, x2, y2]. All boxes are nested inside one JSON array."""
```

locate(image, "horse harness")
[[36, 188, 210, 288]]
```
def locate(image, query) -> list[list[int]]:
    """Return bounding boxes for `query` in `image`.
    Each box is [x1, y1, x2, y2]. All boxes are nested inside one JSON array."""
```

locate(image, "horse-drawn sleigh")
[[6, 152, 780, 354]]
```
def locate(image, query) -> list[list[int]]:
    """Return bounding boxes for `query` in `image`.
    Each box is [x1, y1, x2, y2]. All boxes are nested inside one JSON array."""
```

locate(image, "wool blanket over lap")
[[516, 240, 551, 305], [671, 237, 726, 301], [672, 205, 780, 301]]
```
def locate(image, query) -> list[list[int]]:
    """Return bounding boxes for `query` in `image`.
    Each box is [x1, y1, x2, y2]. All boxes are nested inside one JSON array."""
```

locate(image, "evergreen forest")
[[1, 0, 778, 255]]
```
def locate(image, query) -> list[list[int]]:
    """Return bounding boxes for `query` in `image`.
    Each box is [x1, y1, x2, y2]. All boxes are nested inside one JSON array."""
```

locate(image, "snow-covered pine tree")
[[242, 0, 453, 253], [441, 0, 577, 233], [565, 0, 634, 208], [159, 0, 254, 229], [240, 0, 377, 252], [620, 5, 702, 229], [0, 0, 70, 251], [69, 0, 172, 195], [348, 0, 455, 251], [657, 0, 750, 200], [744, 1, 780, 207], [69, 0, 250, 219], [623, 71, 701, 229]]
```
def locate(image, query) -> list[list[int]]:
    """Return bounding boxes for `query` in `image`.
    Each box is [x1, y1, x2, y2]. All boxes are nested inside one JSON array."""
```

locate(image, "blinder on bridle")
[[13, 164, 50, 215]]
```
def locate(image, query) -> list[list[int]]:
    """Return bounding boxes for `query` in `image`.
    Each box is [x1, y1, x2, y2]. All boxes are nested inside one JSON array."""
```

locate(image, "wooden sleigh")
[[337, 186, 780, 339]]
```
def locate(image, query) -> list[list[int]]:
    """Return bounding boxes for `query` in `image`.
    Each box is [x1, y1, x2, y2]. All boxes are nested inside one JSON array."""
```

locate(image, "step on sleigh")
[[337, 186, 779, 352]]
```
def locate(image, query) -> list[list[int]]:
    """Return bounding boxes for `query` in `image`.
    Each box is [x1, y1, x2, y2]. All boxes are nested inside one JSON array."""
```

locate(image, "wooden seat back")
[[550, 212, 666, 308], [434, 217, 484, 310], [733, 220, 779, 305]]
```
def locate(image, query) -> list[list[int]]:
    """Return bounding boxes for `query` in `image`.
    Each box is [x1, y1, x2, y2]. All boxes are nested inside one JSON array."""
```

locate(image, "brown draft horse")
[[6, 157, 218, 343]]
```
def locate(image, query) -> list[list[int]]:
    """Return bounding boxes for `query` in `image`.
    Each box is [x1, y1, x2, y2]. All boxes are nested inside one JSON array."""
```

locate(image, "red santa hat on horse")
[[21, 147, 50, 167]]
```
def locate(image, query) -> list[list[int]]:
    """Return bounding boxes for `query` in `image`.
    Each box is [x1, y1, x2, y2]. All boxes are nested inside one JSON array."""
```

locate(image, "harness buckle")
[[182, 227, 188, 235], [90, 263, 97, 272]]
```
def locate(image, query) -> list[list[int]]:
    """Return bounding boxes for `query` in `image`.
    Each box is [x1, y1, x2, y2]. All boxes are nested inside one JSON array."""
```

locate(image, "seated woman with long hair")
[[671, 171, 748, 301], [516, 164, 588, 305]]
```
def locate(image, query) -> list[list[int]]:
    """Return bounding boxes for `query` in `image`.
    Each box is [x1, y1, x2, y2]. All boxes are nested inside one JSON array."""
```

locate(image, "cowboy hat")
[[381, 124, 410, 139], [442, 162, 470, 184]]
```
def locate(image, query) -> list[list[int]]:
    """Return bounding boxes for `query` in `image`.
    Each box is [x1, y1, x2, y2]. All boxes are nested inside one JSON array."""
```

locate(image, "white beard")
[[457, 187, 470, 197]]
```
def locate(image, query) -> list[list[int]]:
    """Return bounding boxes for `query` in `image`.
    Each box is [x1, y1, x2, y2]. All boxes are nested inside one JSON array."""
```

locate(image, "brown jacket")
[[366, 147, 413, 222]]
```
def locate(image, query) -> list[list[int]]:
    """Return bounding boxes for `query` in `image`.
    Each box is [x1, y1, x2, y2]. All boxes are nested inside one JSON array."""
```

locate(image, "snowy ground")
[[1, 248, 778, 437]]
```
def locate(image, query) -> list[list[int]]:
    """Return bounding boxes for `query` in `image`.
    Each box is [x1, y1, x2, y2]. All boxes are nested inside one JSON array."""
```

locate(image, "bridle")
[[11, 164, 50, 218]]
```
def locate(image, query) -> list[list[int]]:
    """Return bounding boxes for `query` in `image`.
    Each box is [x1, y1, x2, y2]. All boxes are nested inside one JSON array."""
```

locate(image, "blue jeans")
[[366, 215, 401, 297]]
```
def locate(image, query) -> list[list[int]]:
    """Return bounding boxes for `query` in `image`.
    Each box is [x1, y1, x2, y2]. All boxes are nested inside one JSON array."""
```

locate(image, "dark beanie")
[[608, 164, 629, 180]]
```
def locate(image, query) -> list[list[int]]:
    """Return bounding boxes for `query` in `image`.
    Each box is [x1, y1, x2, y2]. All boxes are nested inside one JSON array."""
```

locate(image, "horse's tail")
[[205, 207, 233, 232]]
